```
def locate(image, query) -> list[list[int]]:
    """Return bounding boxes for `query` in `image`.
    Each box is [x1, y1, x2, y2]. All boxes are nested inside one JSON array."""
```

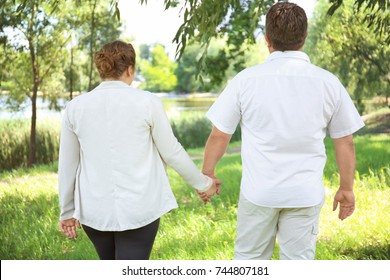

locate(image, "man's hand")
[[333, 189, 355, 220], [197, 177, 222, 204], [198, 126, 231, 204], [59, 218, 81, 240]]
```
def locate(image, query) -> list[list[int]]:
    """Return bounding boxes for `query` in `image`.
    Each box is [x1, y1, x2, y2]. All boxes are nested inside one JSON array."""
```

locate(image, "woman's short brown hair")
[[265, 2, 307, 51], [95, 40, 136, 79]]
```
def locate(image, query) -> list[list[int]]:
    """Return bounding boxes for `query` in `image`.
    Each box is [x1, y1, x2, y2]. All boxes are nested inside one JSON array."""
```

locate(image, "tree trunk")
[[70, 44, 74, 100], [27, 3, 39, 167], [88, 0, 97, 91], [27, 46, 39, 166], [28, 88, 37, 167]]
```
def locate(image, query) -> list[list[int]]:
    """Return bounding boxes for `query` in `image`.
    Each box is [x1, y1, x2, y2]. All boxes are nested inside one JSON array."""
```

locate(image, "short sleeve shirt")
[[206, 51, 365, 207]]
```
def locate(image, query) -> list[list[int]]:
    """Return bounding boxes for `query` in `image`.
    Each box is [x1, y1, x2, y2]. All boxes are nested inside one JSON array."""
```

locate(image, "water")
[[0, 93, 217, 120], [0, 95, 67, 120]]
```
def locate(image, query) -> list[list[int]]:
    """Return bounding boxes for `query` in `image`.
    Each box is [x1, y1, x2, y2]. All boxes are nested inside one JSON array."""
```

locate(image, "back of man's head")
[[265, 2, 308, 51]]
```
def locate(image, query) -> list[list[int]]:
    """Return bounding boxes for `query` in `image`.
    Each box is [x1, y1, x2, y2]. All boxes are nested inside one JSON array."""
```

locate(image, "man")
[[202, 2, 365, 260]]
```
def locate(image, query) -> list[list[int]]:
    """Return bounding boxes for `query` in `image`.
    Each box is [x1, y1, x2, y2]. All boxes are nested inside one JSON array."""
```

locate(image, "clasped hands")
[[197, 176, 222, 204], [59, 177, 222, 240]]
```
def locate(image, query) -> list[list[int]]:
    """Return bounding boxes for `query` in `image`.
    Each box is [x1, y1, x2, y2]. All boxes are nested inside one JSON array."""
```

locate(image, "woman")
[[58, 40, 220, 260]]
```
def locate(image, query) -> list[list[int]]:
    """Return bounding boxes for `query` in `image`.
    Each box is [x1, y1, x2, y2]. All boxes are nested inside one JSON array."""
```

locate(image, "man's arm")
[[332, 134, 356, 220], [196, 126, 232, 203], [202, 126, 233, 178]]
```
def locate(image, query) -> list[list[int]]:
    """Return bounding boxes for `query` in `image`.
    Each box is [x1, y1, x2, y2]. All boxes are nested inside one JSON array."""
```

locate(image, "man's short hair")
[[265, 2, 308, 51]]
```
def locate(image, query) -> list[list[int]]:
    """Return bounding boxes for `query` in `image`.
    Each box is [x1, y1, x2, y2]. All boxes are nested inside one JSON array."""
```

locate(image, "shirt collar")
[[97, 80, 130, 88], [266, 51, 311, 63]]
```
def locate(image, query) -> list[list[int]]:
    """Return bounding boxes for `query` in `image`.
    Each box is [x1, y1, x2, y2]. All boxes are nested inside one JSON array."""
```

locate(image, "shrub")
[[170, 113, 241, 149], [0, 114, 241, 171], [0, 119, 60, 171]]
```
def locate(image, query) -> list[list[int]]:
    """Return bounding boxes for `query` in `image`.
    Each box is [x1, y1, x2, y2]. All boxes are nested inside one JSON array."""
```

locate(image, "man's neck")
[[268, 47, 303, 54]]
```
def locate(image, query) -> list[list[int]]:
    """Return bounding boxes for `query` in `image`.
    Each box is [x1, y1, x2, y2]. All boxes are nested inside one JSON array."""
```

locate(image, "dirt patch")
[[360, 109, 390, 135]]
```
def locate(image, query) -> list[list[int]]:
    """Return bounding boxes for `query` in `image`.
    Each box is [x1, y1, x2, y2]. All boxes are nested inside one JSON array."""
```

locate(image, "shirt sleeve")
[[58, 104, 80, 220], [149, 96, 213, 192], [328, 85, 365, 139], [206, 75, 241, 134]]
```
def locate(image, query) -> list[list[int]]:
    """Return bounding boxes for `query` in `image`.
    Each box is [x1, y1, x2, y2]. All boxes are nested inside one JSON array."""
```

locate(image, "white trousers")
[[234, 193, 324, 260]]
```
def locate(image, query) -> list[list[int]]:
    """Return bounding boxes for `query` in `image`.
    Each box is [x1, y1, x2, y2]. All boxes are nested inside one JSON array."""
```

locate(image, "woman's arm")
[[149, 96, 216, 193]]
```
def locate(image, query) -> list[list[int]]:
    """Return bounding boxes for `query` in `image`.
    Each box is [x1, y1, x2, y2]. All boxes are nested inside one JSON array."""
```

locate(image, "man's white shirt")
[[207, 51, 364, 208]]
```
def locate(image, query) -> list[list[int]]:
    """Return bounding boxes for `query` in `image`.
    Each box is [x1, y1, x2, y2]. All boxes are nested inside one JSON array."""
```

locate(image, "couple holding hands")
[[58, 37, 223, 260], [58, 3, 364, 260]]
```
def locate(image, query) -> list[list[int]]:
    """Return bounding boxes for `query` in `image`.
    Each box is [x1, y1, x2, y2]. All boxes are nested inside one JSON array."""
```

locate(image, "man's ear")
[[265, 35, 272, 48]]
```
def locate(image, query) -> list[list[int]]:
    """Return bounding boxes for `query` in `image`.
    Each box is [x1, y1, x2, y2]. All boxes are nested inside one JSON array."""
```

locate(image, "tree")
[[139, 44, 178, 92], [72, 0, 121, 92], [1, 0, 69, 166], [174, 44, 201, 93], [327, 0, 389, 42], [0, 0, 121, 166], [174, 40, 228, 93], [135, 0, 388, 78], [305, 0, 389, 114]]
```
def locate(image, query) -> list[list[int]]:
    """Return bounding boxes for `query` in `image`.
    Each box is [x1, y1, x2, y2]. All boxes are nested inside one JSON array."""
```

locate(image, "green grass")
[[0, 133, 389, 260]]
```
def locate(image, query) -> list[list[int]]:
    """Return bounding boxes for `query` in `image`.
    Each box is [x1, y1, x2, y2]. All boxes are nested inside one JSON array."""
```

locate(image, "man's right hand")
[[333, 188, 355, 220]]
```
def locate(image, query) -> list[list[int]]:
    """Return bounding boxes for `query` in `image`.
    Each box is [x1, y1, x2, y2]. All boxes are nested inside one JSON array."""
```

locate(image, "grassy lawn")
[[0, 132, 389, 260]]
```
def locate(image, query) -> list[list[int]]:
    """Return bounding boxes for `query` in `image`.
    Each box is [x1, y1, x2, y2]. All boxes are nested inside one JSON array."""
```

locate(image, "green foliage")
[[174, 39, 269, 93], [171, 113, 241, 149], [139, 44, 178, 92], [0, 119, 29, 170], [327, 0, 389, 42], [0, 119, 60, 170], [170, 0, 273, 59], [0, 0, 122, 165], [171, 113, 211, 149], [0, 0, 122, 101], [0, 134, 389, 260], [136, 0, 389, 77], [0, 113, 240, 170], [0, 0, 69, 101], [174, 44, 210, 93], [172, 0, 273, 87], [76, 0, 122, 91], [305, 0, 389, 114]]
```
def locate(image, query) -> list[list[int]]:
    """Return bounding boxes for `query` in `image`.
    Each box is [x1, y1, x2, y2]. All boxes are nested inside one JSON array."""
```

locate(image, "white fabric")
[[206, 51, 364, 208], [58, 81, 212, 231], [234, 192, 324, 260]]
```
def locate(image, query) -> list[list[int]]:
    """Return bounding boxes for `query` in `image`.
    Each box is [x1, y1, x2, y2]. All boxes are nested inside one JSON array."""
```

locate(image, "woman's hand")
[[197, 177, 222, 204], [59, 218, 81, 240]]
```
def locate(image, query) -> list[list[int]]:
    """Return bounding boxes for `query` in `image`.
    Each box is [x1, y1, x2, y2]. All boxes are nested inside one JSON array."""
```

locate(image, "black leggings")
[[82, 218, 160, 260]]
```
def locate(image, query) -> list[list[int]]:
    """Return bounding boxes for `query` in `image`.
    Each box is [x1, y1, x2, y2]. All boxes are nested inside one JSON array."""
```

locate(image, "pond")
[[0, 93, 217, 120]]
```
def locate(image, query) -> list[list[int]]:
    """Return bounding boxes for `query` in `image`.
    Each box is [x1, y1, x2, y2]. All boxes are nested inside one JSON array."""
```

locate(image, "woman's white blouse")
[[58, 81, 212, 231]]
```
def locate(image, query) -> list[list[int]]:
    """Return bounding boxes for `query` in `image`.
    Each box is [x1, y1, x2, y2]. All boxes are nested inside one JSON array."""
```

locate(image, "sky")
[[118, 0, 317, 57]]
